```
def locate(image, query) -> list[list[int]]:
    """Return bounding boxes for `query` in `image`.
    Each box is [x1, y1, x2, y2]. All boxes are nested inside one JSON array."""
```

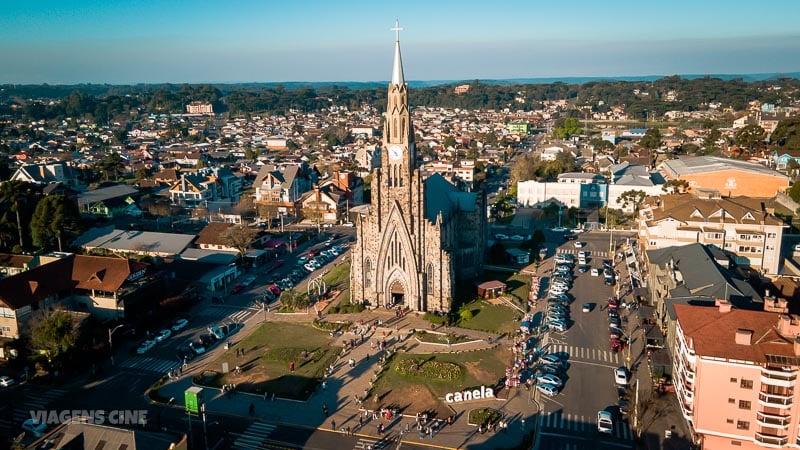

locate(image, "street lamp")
[[108, 324, 125, 366]]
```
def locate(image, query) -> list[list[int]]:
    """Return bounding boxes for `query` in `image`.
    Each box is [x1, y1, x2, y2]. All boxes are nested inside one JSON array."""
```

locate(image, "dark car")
[[199, 334, 216, 346], [177, 346, 195, 361], [577, 265, 590, 273], [231, 283, 245, 294], [608, 310, 620, 320]]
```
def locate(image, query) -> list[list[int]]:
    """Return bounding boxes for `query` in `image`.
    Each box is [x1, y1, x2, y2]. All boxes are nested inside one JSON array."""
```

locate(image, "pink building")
[[674, 303, 800, 449]]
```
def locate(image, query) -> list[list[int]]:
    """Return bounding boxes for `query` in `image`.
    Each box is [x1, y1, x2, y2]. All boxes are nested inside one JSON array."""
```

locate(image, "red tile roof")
[[674, 304, 795, 363]]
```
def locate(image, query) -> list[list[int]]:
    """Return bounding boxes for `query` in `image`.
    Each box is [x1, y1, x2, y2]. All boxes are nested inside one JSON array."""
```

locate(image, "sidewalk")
[[156, 309, 534, 449]]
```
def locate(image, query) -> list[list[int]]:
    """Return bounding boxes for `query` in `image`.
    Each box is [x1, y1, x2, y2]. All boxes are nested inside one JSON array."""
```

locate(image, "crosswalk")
[[539, 411, 633, 441], [197, 305, 258, 324], [119, 356, 179, 374], [0, 387, 68, 432], [558, 249, 610, 258], [546, 343, 621, 366], [232, 422, 277, 449], [353, 437, 388, 449]]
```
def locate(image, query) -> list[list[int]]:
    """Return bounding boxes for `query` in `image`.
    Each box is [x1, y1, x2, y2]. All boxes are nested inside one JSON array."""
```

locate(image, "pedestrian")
[[323, 403, 329, 417], [428, 427, 433, 438], [289, 361, 295, 372], [321, 381, 327, 390], [248, 403, 255, 416], [359, 415, 364, 428], [377, 423, 384, 434], [331, 420, 336, 431], [264, 392, 268, 401], [346, 426, 351, 436], [405, 422, 410, 432], [521, 418, 526, 429]]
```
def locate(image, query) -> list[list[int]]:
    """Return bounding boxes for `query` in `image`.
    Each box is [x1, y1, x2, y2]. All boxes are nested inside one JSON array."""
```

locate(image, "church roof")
[[391, 21, 405, 86], [424, 173, 476, 223]]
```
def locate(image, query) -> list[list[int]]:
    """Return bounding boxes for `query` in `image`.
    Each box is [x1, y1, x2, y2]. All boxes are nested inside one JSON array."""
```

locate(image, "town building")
[[658, 156, 789, 198], [10, 161, 80, 187], [186, 101, 214, 115], [673, 303, 800, 449], [349, 31, 486, 312], [639, 193, 787, 274]]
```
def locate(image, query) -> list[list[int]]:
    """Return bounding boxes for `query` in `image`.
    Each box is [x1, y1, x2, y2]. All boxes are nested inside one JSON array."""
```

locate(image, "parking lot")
[[533, 231, 637, 450]]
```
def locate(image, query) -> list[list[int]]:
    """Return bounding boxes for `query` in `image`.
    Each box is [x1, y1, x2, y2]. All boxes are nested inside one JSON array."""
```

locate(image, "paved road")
[[534, 230, 637, 450]]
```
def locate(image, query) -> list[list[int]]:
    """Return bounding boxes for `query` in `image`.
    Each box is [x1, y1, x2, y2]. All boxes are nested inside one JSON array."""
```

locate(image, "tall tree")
[[220, 225, 256, 256], [639, 128, 662, 150], [662, 179, 690, 194], [734, 124, 766, 151], [96, 152, 125, 181], [30, 309, 77, 367], [0, 180, 38, 251], [30, 195, 82, 251], [616, 190, 647, 217]]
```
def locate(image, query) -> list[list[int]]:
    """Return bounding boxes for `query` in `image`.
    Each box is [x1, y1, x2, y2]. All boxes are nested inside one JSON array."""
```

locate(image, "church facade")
[[349, 30, 486, 313]]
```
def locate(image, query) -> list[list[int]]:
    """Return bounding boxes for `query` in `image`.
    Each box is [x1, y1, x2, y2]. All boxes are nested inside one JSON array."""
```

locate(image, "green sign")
[[185, 386, 204, 414]]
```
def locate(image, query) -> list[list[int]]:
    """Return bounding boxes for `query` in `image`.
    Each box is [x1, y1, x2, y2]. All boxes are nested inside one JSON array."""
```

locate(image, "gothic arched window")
[[426, 263, 434, 291], [364, 258, 372, 288]]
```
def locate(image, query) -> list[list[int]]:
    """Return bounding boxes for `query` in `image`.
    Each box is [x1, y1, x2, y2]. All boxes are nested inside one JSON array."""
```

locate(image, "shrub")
[[468, 408, 502, 426], [423, 312, 446, 325], [459, 309, 474, 321], [395, 357, 463, 381]]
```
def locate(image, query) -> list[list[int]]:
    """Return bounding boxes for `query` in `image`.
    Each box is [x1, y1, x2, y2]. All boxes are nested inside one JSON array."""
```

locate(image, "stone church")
[[349, 29, 486, 313]]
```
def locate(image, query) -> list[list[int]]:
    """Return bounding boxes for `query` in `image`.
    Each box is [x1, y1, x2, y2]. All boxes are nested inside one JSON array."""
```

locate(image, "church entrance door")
[[389, 280, 404, 306]]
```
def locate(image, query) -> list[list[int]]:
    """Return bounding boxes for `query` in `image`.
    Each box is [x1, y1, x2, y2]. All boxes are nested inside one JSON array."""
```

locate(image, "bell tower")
[[382, 20, 415, 203]]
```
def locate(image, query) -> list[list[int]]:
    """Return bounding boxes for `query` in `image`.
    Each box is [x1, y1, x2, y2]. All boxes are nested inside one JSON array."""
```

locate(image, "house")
[[320, 171, 364, 205], [639, 193, 787, 274], [169, 173, 217, 205], [195, 222, 242, 253], [300, 185, 347, 223], [253, 163, 317, 216], [77, 185, 142, 218], [10, 161, 80, 187], [0, 253, 34, 279], [25, 420, 186, 450]]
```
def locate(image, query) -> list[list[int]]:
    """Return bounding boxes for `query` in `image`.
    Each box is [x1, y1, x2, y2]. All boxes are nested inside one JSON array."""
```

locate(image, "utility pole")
[[108, 325, 125, 366], [201, 404, 209, 450]]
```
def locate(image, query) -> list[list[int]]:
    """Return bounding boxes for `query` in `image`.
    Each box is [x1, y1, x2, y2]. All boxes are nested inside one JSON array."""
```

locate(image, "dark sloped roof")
[[423, 173, 476, 223], [0, 256, 76, 309]]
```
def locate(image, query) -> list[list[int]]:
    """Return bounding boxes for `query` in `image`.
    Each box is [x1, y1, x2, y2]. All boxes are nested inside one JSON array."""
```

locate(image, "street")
[[534, 230, 638, 450]]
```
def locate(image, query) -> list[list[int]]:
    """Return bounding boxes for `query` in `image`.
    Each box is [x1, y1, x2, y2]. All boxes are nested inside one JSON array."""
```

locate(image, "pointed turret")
[[390, 19, 405, 86]]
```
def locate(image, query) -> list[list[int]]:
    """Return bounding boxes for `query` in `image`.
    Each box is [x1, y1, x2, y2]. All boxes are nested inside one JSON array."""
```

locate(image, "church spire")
[[390, 19, 404, 86]]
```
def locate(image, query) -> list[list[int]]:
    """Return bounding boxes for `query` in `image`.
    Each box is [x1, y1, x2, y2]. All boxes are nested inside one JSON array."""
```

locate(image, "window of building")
[[740, 379, 753, 389], [731, 441, 741, 446], [364, 258, 372, 289], [738, 400, 751, 410], [726, 419, 734, 424], [426, 264, 434, 291], [736, 420, 749, 430], [767, 232, 777, 238], [730, 378, 737, 383], [728, 398, 736, 404]]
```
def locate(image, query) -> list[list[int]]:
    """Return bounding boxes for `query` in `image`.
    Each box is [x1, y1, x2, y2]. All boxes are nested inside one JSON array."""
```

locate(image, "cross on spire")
[[391, 19, 403, 42]]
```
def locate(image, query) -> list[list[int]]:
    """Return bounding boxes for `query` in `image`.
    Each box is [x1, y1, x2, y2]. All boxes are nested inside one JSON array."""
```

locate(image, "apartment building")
[[673, 303, 800, 449], [639, 193, 787, 274]]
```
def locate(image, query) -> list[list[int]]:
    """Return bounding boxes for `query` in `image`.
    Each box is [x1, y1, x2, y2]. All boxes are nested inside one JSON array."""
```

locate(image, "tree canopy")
[[30, 195, 82, 251], [30, 309, 77, 366]]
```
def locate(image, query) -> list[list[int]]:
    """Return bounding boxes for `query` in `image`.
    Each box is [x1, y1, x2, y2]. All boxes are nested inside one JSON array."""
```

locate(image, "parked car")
[[536, 364, 561, 375], [610, 327, 624, 339], [536, 382, 560, 397], [535, 373, 564, 387], [609, 317, 621, 328], [199, 334, 216, 346], [267, 285, 281, 296], [582, 303, 592, 313], [577, 265, 590, 273], [171, 318, 189, 332], [231, 283, 245, 294], [547, 313, 568, 323], [573, 241, 585, 248], [241, 276, 257, 286], [154, 329, 172, 342], [177, 345, 195, 361], [209, 326, 225, 340], [539, 354, 564, 366], [136, 339, 157, 355], [22, 418, 47, 437], [611, 339, 626, 352], [0, 375, 15, 387], [591, 268, 600, 277], [614, 367, 629, 385], [189, 341, 207, 355], [597, 411, 613, 434]]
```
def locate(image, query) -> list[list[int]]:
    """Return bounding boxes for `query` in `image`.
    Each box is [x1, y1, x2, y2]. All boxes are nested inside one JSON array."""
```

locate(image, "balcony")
[[756, 412, 791, 429], [755, 432, 789, 447], [761, 367, 797, 388], [758, 392, 793, 409]]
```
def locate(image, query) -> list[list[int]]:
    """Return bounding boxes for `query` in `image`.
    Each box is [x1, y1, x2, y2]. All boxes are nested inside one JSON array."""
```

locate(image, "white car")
[[574, 241, 585, 248], [536, 382, 559, 397], [209, 326, 226, 340], [550, 286, 569, 295], [591, 268, 600, 277], [0, 375, 14, 387], [494, 234, 509, 241], [614, 367, 629, 386], [154, 329, 172, 342], [22, 418, 47, 437], [545, 321, 568, 332], [551, 227, 566, 232], [535, 373, 563, 387], [241, 276, 257, 286], [171, 318, 189, 332], [597, 411, 613, 434], [136, 339, 157, 355]]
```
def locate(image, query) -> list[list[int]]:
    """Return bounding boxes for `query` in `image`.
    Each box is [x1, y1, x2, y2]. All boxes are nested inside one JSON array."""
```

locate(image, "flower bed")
[[414, 331, 472, 345], [468, 407, 502, 426], [395, 357, 464, 381]]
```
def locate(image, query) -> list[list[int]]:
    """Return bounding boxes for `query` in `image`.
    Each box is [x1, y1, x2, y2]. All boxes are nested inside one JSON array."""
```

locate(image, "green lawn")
[[367, 348, 510, 414], [323, 260, 350, 288], [456, 299, 522, 335], [195, 322, 340, 400]]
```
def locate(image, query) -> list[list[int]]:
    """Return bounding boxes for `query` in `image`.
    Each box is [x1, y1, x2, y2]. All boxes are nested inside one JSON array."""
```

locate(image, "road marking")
[[567, 359, 619, 369], [232, 422, 277, 449]]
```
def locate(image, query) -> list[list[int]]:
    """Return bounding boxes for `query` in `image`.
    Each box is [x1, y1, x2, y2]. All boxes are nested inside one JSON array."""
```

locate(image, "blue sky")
[[2, 0, 799, 84]]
